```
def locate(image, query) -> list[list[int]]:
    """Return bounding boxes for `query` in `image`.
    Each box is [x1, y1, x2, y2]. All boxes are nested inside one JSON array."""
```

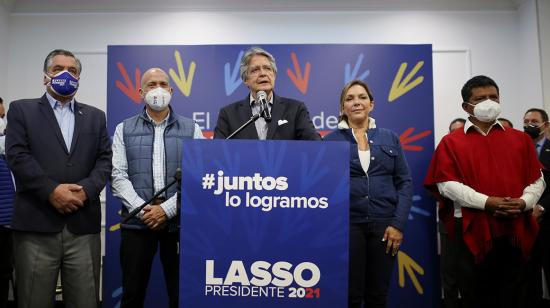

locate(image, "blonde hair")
[[338, 80, 374, 123]]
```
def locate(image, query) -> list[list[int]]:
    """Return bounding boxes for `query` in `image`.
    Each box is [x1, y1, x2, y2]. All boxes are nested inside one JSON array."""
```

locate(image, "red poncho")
[[424, 126, 542, 262]]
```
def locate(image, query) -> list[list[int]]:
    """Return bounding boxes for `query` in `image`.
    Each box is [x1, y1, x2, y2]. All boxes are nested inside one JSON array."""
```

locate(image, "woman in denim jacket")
[[324, 80, 412, 308]]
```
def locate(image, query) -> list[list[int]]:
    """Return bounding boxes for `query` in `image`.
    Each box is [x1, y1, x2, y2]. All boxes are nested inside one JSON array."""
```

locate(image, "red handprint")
[[400, 127, 432, 151]]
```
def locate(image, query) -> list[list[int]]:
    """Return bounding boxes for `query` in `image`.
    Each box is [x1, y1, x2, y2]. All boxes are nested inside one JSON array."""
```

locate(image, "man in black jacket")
[[6, 49, 112, 308], [214, 47, 320, 141]]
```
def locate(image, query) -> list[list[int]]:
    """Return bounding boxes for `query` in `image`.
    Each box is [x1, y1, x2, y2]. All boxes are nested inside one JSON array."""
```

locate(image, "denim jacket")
[[324, 124, 412, 230]]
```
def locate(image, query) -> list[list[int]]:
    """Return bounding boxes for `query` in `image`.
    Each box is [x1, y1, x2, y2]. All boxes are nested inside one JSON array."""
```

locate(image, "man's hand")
[[141, 205, 168, 230], [485, 196, 525, 218], [48, 184, 84, 214], [533, 204, 545, 223], [72, 187, 88, 203]]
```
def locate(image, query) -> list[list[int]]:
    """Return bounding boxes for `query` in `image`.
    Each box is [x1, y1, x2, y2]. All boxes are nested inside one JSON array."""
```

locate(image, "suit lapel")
[[266, 94, 284, 140], [38, 95, 69, 155], [237, 96, 259, 139], [69, 102, 83, 155]]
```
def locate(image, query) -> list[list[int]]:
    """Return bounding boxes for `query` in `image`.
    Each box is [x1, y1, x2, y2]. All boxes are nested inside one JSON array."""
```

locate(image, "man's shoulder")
[[498, 127, 533, 145], [503, 127, 527, 137], [275, 96, 305, 107], [221, 97, 249, 111], [10, 97, 44, 108], [171, 112, 194, 124]]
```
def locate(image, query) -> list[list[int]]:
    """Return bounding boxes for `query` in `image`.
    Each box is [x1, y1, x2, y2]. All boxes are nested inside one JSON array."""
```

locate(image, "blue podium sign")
[[179, 140, 349, 307]]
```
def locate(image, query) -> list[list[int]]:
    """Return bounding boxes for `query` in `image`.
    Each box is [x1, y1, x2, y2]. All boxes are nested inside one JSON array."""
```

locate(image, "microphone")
[[257, 91, 271, 122]]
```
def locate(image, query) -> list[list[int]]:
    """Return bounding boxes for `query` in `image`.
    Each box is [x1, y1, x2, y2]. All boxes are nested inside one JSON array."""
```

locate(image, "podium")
[[179, 140, 349, 307]]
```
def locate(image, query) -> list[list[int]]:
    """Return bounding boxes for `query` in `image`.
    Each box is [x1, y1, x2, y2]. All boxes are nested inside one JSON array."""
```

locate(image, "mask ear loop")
[[463, 102, 476, 119]]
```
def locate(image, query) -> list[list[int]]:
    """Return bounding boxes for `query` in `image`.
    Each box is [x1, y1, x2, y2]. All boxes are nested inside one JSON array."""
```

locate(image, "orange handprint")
[[115, 62, 142, 104], [286, 52, 311, 95]]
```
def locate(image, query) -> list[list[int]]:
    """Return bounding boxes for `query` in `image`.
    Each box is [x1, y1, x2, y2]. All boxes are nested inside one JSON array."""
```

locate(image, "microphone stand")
[[226, 104, 267, 140], [174, 168, 182, 232], [122, 169, 182, 224]]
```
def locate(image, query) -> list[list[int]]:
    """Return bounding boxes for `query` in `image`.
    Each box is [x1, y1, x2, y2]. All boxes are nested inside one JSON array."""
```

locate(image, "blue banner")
[[179, 140, 349, 307], [105, 44, 437, 308]]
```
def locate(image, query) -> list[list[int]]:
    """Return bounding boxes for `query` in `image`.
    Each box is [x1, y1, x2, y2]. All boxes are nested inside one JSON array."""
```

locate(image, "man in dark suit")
[[5, 49, 112, 308], [524, 108, 550, 306], [214, 47, 320, 140]]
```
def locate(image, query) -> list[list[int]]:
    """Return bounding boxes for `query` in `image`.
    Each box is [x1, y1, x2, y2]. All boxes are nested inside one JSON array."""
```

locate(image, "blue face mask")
[[46, 71, 79, 97]]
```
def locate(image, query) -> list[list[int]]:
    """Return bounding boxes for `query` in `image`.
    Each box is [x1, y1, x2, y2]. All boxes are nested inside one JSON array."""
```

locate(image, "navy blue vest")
[[121, 109, 195, 230], [0, 155, 15, 226]]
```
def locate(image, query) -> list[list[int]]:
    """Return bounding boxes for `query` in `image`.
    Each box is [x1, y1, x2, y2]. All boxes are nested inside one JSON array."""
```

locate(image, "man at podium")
[[213, 47, 320, 140]]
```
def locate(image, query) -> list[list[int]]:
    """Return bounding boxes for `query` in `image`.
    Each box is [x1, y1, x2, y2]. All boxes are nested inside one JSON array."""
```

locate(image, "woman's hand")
[[382, 226, 403, 256]]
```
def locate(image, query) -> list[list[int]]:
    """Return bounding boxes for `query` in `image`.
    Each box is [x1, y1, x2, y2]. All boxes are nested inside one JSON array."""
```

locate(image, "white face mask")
[[468, 99, 501, 123], [144, 87, 171, 111]]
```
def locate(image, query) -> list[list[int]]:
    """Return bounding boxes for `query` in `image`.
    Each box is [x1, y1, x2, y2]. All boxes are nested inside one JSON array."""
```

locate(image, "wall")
[[517, 0, 543, 123], [538, 0, 550, 112], [0, 4, 9, 98]]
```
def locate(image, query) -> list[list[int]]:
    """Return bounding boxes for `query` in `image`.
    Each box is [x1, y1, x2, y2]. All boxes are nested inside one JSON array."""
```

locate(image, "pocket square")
[[278, 119, 288, 126]]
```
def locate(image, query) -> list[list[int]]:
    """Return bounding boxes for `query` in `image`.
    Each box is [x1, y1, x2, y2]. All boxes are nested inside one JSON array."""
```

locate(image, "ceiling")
[[1, 0, 529, 13]]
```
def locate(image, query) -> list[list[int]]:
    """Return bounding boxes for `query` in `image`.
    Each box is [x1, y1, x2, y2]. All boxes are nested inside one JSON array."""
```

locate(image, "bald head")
[[141, 68, 170, 88], [139, 68, 173, 99]]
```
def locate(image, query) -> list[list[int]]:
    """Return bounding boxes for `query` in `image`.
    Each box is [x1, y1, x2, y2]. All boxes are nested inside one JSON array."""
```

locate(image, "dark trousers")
[[439, 221, 461, 308], [348, 222, 397, 308], [527, 220, 550, 308], [120, 228, 179, 308], [454, 219, 530, 308], [0, 226, 12, 307]]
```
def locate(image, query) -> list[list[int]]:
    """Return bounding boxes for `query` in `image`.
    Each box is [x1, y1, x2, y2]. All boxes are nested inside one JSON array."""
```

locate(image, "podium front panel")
[[180, 140, 349, 308]]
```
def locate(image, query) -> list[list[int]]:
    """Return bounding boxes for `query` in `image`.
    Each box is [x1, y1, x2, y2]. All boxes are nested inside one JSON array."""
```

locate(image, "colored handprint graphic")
[[225, 50, 244, 96], [400, 127, 432, 151], [286, 52, 311, 95], [388, 61, 425, 102], [344, 53, 370, 84], [398, 251, 425, 294], [169, 50, 196, 97], [115, 62, 142, 104]]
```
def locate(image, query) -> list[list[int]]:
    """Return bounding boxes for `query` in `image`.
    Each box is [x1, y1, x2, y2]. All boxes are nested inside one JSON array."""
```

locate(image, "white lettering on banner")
[[213, 170, 288, 195], [312, 111, 338, 130], [193, 112, 210, 130], [204, 260, 321, 299], [242, 192, 328, 212], [200, 170, 330, 212]]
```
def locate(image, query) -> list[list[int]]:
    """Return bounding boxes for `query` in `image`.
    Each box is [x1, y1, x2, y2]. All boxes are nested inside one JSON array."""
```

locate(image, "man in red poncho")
[[425, 75, 545, 308]]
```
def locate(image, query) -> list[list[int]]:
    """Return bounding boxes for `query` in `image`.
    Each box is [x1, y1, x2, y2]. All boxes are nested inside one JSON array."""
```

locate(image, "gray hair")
[[239, 47, 277, 82], [43, 49, 82, 74]]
